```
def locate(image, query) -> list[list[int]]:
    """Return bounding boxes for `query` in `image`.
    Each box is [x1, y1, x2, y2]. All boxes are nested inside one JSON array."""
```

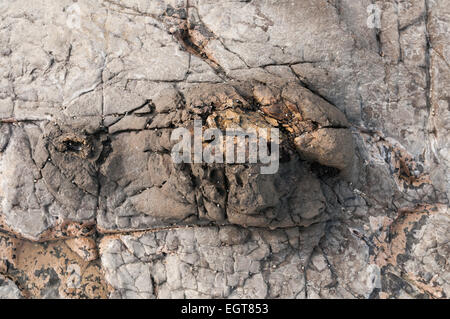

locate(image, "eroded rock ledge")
[[0, 80, 357, 298], [0, 81, 355, 240]]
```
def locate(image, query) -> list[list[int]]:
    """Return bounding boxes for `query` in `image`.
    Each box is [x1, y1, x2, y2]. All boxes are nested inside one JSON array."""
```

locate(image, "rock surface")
[[0, 0, 448, 299]]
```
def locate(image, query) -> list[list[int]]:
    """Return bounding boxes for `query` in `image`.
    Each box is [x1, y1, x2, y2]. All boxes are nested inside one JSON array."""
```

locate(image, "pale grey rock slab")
[[100, 224, 325, 299], [0, 275, 23, 299]]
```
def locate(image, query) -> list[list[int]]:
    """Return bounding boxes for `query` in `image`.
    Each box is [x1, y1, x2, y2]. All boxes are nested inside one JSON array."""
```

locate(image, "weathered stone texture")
[[0, 0, 448, 299]]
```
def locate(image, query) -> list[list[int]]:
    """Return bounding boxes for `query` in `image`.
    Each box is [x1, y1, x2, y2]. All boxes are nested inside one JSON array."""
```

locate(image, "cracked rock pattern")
[[99, 224, 324, 298], [0, 0, 449, 299]]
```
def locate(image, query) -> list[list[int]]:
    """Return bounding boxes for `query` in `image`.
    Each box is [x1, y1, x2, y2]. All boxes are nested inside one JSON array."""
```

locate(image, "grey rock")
[[99, 224, 324, 299], [0, 275, 23, 299]]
